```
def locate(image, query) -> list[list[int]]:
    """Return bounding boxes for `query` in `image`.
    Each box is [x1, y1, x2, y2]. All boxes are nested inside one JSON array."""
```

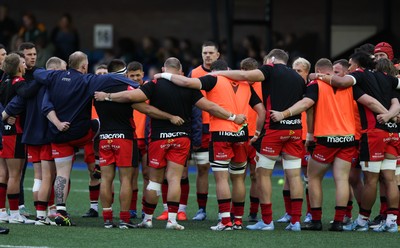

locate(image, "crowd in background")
[[0, 5, 307, 76]]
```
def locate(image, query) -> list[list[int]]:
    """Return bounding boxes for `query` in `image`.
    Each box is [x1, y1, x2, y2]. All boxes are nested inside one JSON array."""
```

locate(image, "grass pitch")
[[0, 164, 398, 248]]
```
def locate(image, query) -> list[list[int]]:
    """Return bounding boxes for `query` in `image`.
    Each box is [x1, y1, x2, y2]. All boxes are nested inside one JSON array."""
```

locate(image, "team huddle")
[[0, 40, 399, 234]]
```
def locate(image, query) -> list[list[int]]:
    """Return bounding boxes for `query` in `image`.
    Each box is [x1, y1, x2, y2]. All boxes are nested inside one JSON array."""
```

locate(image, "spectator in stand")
[[18, 12, 46, 43], [50, 13, 79, 62]]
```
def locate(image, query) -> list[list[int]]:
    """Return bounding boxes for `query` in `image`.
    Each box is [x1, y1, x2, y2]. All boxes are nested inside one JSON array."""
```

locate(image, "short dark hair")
[[210, 59, 228, 71], [240, 57, 259, 71], [333, 59, 350, 69], [264, 49, 289, 64], [0, 44, 5, 50], [202, 41, 218, 51], [315, 58, 332, 70], [127, 61, 143, 72], [107, 59, 126, 73], [349, 52, 375, 70], [354, 43, 375, 55], [18, 42, 36, 51]]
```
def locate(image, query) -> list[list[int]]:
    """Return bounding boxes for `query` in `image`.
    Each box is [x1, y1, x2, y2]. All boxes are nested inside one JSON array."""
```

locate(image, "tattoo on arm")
[[54, 176, 67, 204]]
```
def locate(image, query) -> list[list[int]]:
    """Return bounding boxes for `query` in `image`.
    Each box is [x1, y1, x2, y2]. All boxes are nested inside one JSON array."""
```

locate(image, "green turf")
[[0, 167, 398, 248]]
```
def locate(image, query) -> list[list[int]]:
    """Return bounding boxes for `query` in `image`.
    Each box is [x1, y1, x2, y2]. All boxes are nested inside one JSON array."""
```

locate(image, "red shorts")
[[197, 133, 210, 152], [99, 139, 135, 167], [301, 143, 309, 167], [148, 137, 190, 168], [258, 129, 304, 158], [52, 130, 95, 159], [210, 141, 248, 163], [359, 129, 399, 162], [385, 132, 400, 157], [312, 144, 357, 164], [1, 134, 26, 159], [27, 144, 53, 162], [83, 141, 95, 164], [248, 143, 257, 166], [136, 139, 147, 157]]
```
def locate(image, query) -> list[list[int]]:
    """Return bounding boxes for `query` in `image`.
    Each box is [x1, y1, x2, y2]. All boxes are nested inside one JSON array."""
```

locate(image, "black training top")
[[140, 78, 204, 141], [258, 64, 306, 130], [94, 84, 135, 140], [351, 69, 399, 132]]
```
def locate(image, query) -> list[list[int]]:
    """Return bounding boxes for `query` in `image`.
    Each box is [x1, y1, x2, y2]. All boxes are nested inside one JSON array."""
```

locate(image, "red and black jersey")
[[258, 64, 306, 130], [0, 76, 26, 135], [140, 78, 203, 141], [94, 84, 135, 140], [351, 70, 399, 132]]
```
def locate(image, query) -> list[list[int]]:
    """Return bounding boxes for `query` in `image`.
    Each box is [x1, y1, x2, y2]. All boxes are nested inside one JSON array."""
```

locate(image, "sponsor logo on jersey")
[[279, 119, 301, 125], [326, 136, 354, 143], [385, 122, 398, 129], [218, 130, 246, 137], [99, 133, 125, 139], [159, 132, 188, 139]]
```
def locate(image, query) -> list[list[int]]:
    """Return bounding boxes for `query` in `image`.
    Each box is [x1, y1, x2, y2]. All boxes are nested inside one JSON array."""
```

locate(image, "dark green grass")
[[0, 167, 398, 248]]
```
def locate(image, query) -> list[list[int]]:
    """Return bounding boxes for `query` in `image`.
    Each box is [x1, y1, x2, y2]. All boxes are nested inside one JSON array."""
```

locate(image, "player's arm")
[[250, 102, 266, 143], [46, 110, 70, 132], [194, 97, 246, 125], [309, 73, 355, 88], [4, 95, 26, 116], [305, 107, 315, 147], [253, 103, 266, 133], [15, 80, 41, 98], [155, 73, 202, 89], [94, 89, 148, 103], [357, 94, 389, 114], [1, 111, 9, 121], [210, 69, 265, 84], [131, 102, 184, 126], [33, 68, 53, 85], [376, 98, 400, 124], [269, 97, 315, 122]]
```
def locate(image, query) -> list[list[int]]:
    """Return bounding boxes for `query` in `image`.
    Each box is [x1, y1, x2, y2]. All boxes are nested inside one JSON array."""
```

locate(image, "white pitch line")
[[0, 246, 50, 248]]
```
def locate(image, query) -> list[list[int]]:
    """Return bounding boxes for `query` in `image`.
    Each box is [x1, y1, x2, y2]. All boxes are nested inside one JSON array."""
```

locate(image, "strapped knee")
[[146, 180, 161, 196], [282, 158, 301, 170], [381, 159, 396, 171], [229, 162, 247, 174], [211, 160, 230, 172], [255, 152, 276, 169], [32, 179, 42, 192], [360, 161, 381, 173]]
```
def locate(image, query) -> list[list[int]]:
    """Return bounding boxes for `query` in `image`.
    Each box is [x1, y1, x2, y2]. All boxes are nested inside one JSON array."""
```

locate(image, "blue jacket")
[[34, 68, 139, 143], [5, 85, 50, 145]]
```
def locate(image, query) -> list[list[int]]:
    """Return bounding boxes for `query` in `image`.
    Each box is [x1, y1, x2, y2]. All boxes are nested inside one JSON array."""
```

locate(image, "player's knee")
[[32, 179, 42, 192], [146, 180, 161, 196]]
